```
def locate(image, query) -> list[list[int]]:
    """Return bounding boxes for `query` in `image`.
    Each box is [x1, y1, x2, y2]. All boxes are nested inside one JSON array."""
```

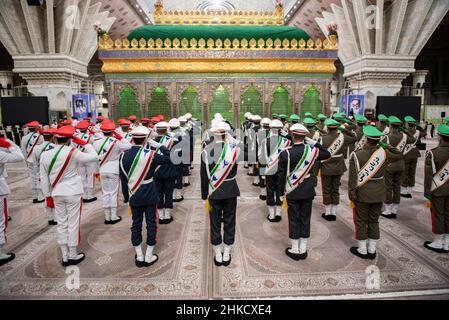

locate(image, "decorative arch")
[[179, 85, 202, 120], [300, 85, 323, 118], [147, 86, 171, 119], [210, 85, 232, 123], [240, 85, 263, 123], [270, 85, 293, 117], [117, 85, 141, 119]]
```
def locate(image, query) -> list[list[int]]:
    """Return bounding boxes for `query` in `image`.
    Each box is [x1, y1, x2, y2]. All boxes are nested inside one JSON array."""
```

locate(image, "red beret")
[[151, 117, 160, 123], [129, 115, 137, 121], [158, 115, 165, 121], [97, 116, 105, 121], [56, 126, 76, 138], [141, 118, 150, 123], [76, 120, 90, 130], [63, 120, 72, 126], [26, 121, 40, 128], [120, 120, 131, 126], [41, 128, 57, 135], [100, 120, 116, 132]]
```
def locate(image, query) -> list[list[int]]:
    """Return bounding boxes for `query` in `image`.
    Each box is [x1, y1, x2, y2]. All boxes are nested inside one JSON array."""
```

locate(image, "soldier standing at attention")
[[317, 114, 327, 132], [381, 116, 416, 219], [241, 112, 253, 169], [377, 114, 389, 134], [120, 126, 172, 267], [423, 124, 449, 254], [401, 116, 426, 199], [353, 115, 368, 152], [169, 118, 186, 203], [0, 138, 25, 266], [201, 121, 242, 267], [320, 118, 357, 221], [256, 118, 271, 201], [277, 124, 330, 260], [348, 126, 402, 259], [303, 117, 322, 187], [249, 115, 262, 187]]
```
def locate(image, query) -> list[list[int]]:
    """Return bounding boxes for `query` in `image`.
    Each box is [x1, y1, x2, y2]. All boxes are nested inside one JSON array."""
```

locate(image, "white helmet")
[[210, 121, 230, 135], [261, 118, 271, 126], [252, 115, 262, 122], [131, 126, 150, 138], [155, 121, 169, 129], [168, 118, 180, 128], [244, 112, 252, 119], [185, 113, 192, 120], [269, 119, 284, 129], [179, 116, 187, 123], [290, 123, 310, 135]]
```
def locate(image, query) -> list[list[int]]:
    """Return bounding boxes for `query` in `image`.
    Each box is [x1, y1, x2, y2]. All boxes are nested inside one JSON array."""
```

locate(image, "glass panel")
[[210, 85, 233, 123], [147, 86, 171, 119], [270, 85, 293, 117], [179, 85, 202, 120], [117, 85, 141, 120], [240, 85, 263, 123]]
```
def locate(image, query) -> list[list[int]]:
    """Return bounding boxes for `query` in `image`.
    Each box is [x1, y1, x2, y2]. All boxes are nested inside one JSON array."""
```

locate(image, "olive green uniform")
[[320, 129, 357, 205], [349, 145, 402, 240], [402, 127, 426, 188], [424, 141, 449, 235], [306, 128, 321, 187]]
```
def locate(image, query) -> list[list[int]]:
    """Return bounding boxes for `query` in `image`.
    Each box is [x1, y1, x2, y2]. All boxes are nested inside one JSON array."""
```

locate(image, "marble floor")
[[0, 139, 448, 300]]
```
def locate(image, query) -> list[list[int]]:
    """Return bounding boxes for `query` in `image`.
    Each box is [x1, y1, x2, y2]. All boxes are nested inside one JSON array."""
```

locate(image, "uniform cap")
[[26, 121, 40, 128], [76, 120, 90, 130], [158, 115, 165, 121], [185, 113, 192, 119], [62, 120, 72, 126], [100, 120, 116, 132], [272, 113, 279, 118], [214, 113, 224, 121], [179, 116, 187, 123], [333, 113, 345, 120], [290, 123, 310, 136], [244, 112, 252, 119], [355, 115, 368, 123], [168, 118, 180, 128], [324, 119, 340, 127], [120, 120, 131, 126], [210, 121, 230, 134], [290, 114, 300, 121], [318, 114, 327, 120], [404, 116, 417, 123], [252, 115, 262, 122], [278, 114, 287, 120], [151, 117, 160, 124], [41, 128, 57, 135], [269, 119, 284, 129], [437, 124, 449, 137], [303, 118, 317, 125], [363, 125, 385, 140], [97, 116, 105, 121], [388, 116, 402, 124], [128, 115, 137, 121], [155, 121, 169, 129], [55, 125, 76, 138], [304, 112, 313, 118], [261, 118, 271, 125], [378, 114, 388, 121], [131, 126, 150, 137]]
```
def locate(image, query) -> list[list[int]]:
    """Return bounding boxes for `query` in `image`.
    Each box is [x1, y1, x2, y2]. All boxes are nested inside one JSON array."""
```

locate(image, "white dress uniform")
[[93, 136, 132, 222], [40, 143, 99, 265], [0, 140, 25, 264], [73, 134, 98, 202], [21, 130, 44, 201]]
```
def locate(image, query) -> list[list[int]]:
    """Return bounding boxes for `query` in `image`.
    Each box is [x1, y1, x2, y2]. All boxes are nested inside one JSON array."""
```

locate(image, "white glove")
[[147, 139, 162, 149], [279, 196, 284, 204], [305, 137, 316, 146]]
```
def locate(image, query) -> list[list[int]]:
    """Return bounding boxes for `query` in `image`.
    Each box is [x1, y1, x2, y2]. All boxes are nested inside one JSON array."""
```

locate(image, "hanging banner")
[[341, 95, 365, 117], [72, 94, 97, 122]]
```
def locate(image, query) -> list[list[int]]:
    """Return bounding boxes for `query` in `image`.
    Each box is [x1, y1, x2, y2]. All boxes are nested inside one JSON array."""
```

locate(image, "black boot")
[[350, 247, 369, 259], [83, 197, 97, 203], [285, 248, 308, 261], [109, 217, 122, 225], [321, 213, 336, 221], [0, 253, 15, 266], [67, 253, 85, 266], [424, 242, 446, 254]]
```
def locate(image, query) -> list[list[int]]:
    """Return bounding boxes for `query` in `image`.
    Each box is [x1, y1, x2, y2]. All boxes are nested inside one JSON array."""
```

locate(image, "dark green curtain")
[[300, 86, 323, 119], [179, 86, 202, 120], [147, 86, 171, 119], [210, 85, 233, 123], [117, 85, 141, 119], [240, 85, 263, 123], [270, 85, 292, 117]]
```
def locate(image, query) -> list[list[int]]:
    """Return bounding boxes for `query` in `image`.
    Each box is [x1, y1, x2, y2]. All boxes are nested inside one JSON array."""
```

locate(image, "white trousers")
[[27, 162, 43, 200], [0, 196, 8, 246], [79, 165, 96, 198], [100, 173, 119, 209], [53, 195, 83, 247]]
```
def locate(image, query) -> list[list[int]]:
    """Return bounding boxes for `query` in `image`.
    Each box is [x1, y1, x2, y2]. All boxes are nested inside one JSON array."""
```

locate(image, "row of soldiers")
[[200, 111, 449, 266], [0, 114, 197, 267]]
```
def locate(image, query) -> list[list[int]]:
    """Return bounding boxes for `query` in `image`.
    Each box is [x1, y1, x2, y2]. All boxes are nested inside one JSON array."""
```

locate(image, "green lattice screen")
[[117, 85, 141, 120], [300, 86, 323, 119], [210, 85, 233, 123], [270, 86, 293, 117], [179, 86, 202, 120], [240, 85, 263, 123], [147, 86, 172, 119]]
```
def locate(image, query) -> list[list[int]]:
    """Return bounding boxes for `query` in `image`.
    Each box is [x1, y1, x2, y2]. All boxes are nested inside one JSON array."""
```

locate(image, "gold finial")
[[155, 0, 163, 17]]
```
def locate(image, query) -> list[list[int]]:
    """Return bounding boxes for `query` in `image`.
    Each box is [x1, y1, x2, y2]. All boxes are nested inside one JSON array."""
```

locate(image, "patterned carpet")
[[1, 140, 449, 299]]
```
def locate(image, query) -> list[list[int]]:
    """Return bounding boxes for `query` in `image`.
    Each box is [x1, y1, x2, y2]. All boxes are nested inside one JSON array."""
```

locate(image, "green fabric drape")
[[128, 25, 310, 47], [117, 86, 141, 119], [210, 85, 233, 123], [240, 85, 263, 123], [147, 86, 171, 119], [270, 86, 292, 117], [179, 86, 202, 120], [300, 86, 323, 119]]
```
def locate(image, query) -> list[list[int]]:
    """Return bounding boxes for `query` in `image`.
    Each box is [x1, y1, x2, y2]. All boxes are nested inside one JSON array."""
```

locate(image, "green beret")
[[437, 124, 449, 137], [388, 116, 402, 124], [290, 114, 300, 121], [404, 116, 417, 123], [363, 125, 385, 140], [318, 114, 327, 120], [355, 115, 368, 123], [279, 114, 287, 119], [445, 116, 449, 123], [378, 114, 388, 121], [303, 118, 316, 125], [305, 112, 313, 117], [324, 119, 340, 127]]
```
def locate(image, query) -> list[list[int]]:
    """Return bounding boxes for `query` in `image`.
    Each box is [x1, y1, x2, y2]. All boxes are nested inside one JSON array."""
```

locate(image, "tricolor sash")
[[403, 131, 420, 155], [26, 133, 40, 159], [322, 133, 344, 161], [206, 143, 240, 195], [79, 133, 92, 144], [126, 148, 155, 195], [48, 146, 76, 188], [38, 142, 55, 159], [354, 135, 367, 152], [97, 137, 118, 167], [266, 134, 291, 174], [353, 147, 387, 188], [158, 134, 174, 152], [285, 145, 319, 195], [428, 151, 449, 192]]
